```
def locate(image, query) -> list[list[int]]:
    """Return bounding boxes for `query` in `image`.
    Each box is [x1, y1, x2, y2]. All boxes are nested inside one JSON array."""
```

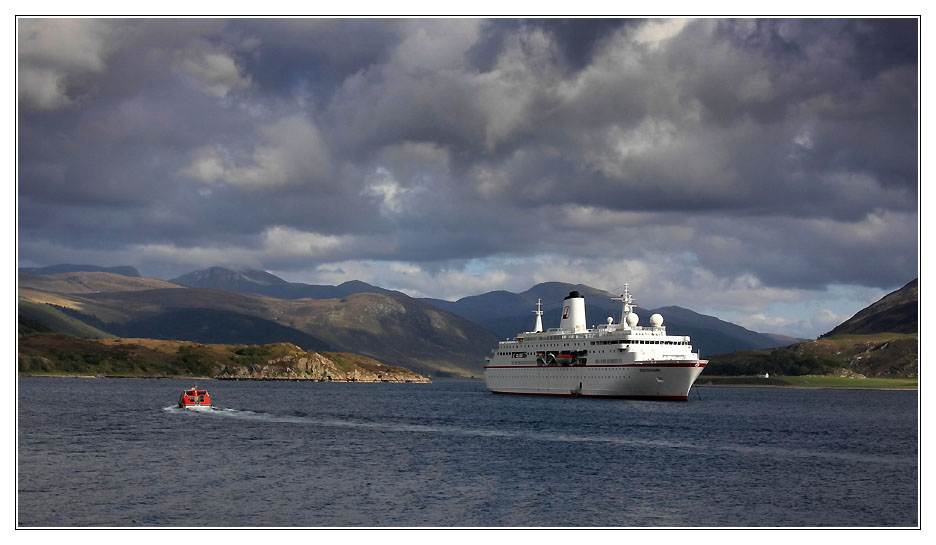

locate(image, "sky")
[[16, 17, 920, 339]]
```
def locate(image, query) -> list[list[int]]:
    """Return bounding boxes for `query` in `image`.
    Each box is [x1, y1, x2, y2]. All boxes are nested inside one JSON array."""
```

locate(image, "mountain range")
[[707, 278, 919, 378], [22, 264, 911, 377], [823, 278, 918, 337], [421, 282, 801, 355], [18, 264, 140, 277], [18, 268, 496, 376], [169, 266, 403, 299]]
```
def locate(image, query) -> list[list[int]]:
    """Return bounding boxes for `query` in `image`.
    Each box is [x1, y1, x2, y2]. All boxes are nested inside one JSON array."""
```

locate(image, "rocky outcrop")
[[214, 344, 430, 382], [789, 335, 918, 378]]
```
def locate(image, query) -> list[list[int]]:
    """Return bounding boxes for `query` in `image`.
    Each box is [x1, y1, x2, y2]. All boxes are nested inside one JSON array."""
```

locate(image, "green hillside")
[[707, 278, 918, 380], [707, 333, 917, 379], [824, 279, 918, 336], [18, 275, 496, 377], [18, 334, 428, 382], [18, 299, 116, 339]]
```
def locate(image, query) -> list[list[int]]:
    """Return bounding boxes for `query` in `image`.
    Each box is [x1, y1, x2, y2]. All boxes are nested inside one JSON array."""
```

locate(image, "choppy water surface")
[[17, 378, 918, 527]]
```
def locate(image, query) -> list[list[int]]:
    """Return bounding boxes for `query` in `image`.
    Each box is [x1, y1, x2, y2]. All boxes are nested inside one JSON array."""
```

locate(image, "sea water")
[[17, 377, 918, 527]]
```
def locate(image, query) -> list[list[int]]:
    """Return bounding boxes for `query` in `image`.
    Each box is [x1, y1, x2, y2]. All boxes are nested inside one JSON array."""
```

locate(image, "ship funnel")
[[532, 298, 544, 333], [559, 291, 587, 333]]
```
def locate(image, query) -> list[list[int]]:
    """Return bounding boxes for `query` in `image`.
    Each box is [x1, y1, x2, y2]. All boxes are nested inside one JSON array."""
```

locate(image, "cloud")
[[173, 50, 252, 98], [17, 18, 919, 338], [473, 27, 563, 149], [18, 19, 114, 110], [181, 115, 332, 188], [363, 168, 412, 216], [261, 226, 348, 259], [390, 19, 482, 74], [633, 18, 689, 48]]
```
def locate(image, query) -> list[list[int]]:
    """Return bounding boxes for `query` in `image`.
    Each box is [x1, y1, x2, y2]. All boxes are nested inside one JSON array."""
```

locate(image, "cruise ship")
[[483, 285, 707, 400]]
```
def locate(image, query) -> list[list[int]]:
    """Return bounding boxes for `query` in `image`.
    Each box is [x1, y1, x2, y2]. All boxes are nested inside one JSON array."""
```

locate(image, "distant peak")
[[170, 266, 287, 287], [18, 264, 141, 277]]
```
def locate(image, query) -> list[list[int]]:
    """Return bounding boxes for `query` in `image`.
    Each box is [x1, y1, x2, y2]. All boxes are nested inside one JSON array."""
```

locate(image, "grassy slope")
[[705, 332, 918, 379], [322, 351, 423, 377], [18, 299, 116, 339], [19, 284, 493, 377], [19, 334, 219, 376], [825, 279, 917, 336], [18, 271, 181, 293], [18, 334, 427, 381]]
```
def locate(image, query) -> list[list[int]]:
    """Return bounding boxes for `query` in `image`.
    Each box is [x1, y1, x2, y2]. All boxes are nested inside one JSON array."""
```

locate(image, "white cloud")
[[556, 205, 662, 229], [181, 115, 332, 188], [720, 307, 851, 339], [262, 226, 347, 260], [174, 50, 251, 98], [18, 19, 113, 110], [181, 146, 227, 183], [18, 19, 917, 343], [390, 19, 481, 74], [120, 228, 351, 273], [363, 168, 411, 216], [295, 259, 514, 301], [474, 28, 561, 149], [809, 308, 849, 332], [585, 118, 680, 179], [633, 19, 690, 48], [19, 68, 71, 111]]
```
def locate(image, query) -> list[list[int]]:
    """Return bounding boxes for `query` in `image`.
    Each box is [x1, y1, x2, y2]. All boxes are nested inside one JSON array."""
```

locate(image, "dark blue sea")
[[17, 377, 918, 527]]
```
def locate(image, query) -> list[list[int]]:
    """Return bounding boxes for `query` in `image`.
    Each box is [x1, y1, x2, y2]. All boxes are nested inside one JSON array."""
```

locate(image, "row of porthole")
[[501, 375, 631, 379]]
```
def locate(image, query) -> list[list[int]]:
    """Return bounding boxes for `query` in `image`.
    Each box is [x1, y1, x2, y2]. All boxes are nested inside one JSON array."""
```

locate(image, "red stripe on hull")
[[484, 362, 707, 369], [490, 390, 690, 401]]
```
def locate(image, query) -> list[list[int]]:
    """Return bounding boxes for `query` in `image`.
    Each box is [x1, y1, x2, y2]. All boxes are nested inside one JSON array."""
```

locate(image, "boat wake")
[[162, 405, 911, 466]]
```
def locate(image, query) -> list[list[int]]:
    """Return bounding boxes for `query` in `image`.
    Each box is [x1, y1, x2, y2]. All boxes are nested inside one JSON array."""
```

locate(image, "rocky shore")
[[18, 335, 431, 383], [214, 349, 430, 383]]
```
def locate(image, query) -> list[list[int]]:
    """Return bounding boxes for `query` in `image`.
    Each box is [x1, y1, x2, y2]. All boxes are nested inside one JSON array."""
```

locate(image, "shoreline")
[[16, 373, 429, 383], [695, 383, 916, 391], [18, 373, 216, 380], [19, 373, 916, 390]]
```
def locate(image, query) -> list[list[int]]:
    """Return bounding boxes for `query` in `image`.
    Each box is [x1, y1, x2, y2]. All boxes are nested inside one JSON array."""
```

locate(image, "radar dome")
[[626, 312, 639, 327], [650, 313, 664, 327], [607, 317, 614, 324]]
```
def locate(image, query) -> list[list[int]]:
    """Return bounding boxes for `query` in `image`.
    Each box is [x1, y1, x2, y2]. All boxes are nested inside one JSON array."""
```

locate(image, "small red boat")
[[178, 385, 211, 409]]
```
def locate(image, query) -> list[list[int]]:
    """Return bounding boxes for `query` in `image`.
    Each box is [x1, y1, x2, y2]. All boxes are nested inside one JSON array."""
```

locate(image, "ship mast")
[[532, 298, 544, 332], [611, 283, 636, 325]]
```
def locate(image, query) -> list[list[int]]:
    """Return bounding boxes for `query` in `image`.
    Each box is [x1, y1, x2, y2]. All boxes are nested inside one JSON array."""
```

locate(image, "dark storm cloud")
[[467, 18, 631, 72], [229, 19, 402, 101], [18, 17, 918, 310]]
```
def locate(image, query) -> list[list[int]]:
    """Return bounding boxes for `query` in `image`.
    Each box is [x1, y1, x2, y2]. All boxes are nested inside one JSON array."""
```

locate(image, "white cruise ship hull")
[[484, 362, 706, 400]]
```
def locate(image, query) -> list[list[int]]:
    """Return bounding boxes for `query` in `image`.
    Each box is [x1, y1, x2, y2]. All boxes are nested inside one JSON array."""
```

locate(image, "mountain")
[[110, 308, 333, 350], [169, 266, 401, 299], [18, 299, 117, 339], [761, 333, 807, 345], [169, 266, 287, 289], [422, 282, 792, 356], [708, 278, 919, 378], [18, 264, 140, 277], [21, 268, 843, 373], [18, 273, 497, 377], [823, 278, 918, 337], [19, 271, 181, 295], [705, 332, 918, 378]]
